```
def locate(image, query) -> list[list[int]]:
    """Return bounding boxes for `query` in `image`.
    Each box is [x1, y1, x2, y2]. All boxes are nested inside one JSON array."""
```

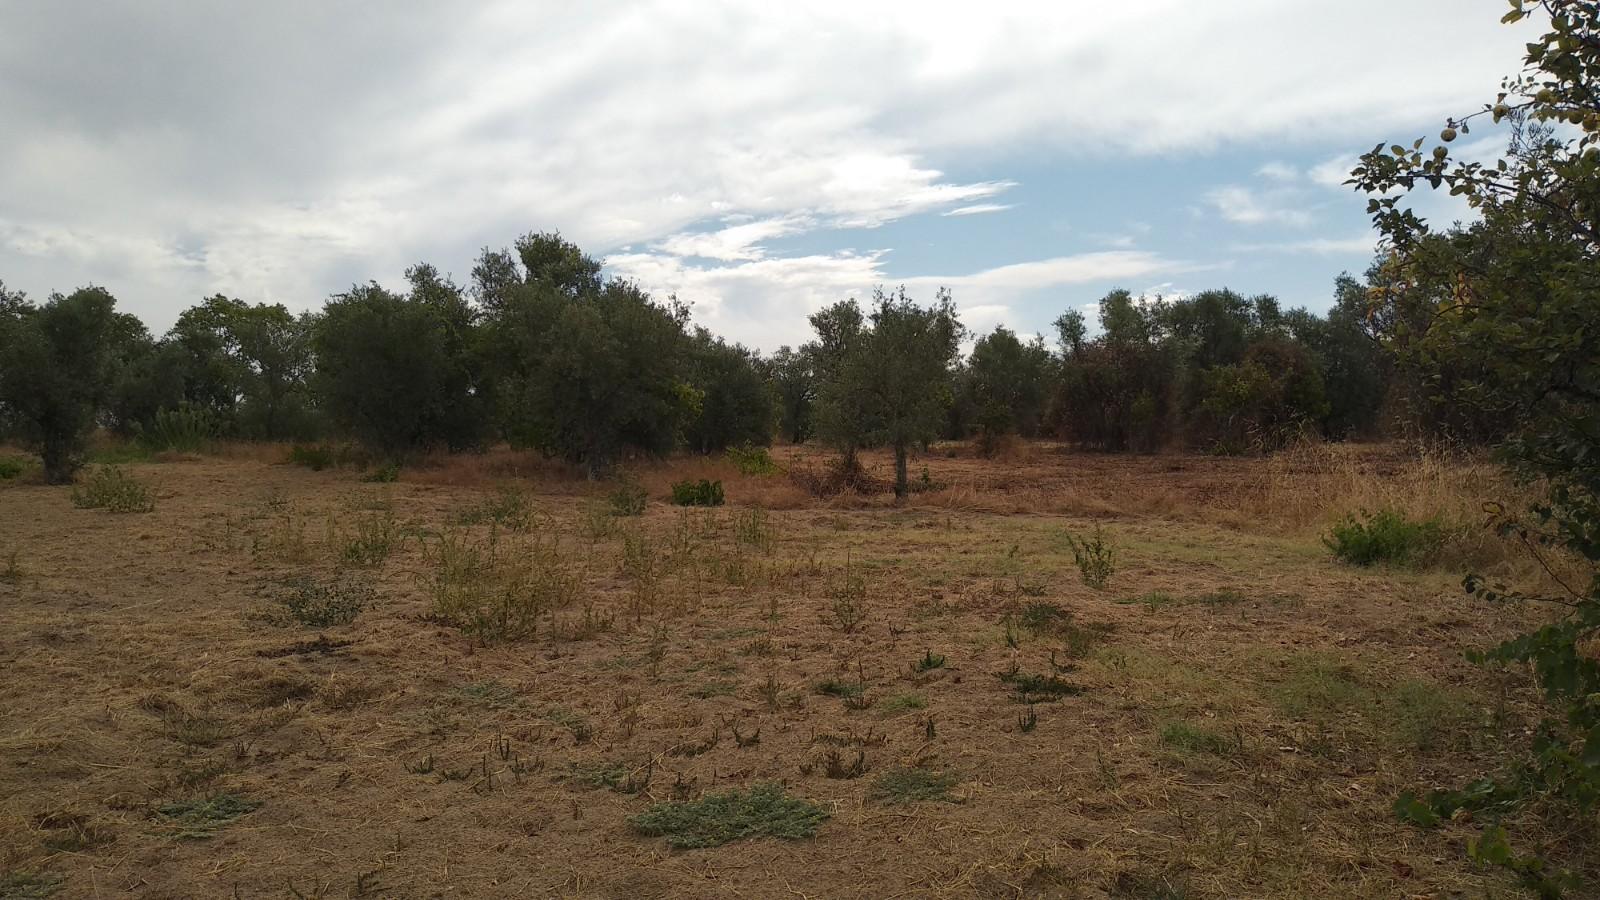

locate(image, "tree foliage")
[[1352, 2, 1600, 893]]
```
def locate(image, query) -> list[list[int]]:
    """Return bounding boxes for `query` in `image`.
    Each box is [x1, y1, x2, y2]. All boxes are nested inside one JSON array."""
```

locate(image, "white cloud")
[[1232, 235, 1377, 255], [0, 1, 1532, 340], [1256, 161, 1300, 182], [1204, 185, 1315, 227], [942, 203, 1014, 217]]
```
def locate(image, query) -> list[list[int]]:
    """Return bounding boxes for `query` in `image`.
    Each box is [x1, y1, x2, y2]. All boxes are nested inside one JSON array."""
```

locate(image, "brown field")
[[0, 441, 1585, 898]]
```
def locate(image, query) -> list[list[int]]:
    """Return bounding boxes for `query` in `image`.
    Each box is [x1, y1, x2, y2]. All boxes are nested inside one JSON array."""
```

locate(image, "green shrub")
[[70, 466, 154, 513], [608, 479, 648, 516], [287, 443, 336, 471], [272, 576, 371, 627], [629, 783, 828, 848], [361, 463, 400, 483], [138, 404, 216, 453], [671, 479, 725, 507], [726, 443, 781, 475], [0, 457, 30, 480], [1324, 509, 1443, 567], [1063, 524, 1116, 588]]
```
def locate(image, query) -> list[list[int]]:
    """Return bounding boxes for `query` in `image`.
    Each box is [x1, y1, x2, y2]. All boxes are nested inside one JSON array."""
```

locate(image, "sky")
[[0, 1, 1533, 352]]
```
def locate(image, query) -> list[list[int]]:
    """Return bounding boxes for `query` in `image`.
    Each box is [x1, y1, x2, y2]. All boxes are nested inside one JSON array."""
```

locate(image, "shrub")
[[422, 527, 579, 642], [361, 463, 400, 483], [608, 479, 648, 516], [287, 443, 336, 471], [671, 479, 725, 507], [273, 576, 371, 627], [70, 466, 154, 513], [338, 511, 400, 567], [1324, 509, 1443, 567], [0, 457, 26, 480], [629, 783, 828, 849], [457, 488, 534, 530], [726, 443, 781, 475], [138, 404, 216, 453], [1063, 525, 1116, 588]]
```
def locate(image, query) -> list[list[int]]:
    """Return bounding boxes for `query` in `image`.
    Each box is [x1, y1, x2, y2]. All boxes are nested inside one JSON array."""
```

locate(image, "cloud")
[[942, 203, 1015, 217], [1232, 235, 1377, 255], [1203, 185, 1314, 227], [0, 1, 1531, 340], [1256, 161, 1300, 182], [607, 248, 1185, 351]]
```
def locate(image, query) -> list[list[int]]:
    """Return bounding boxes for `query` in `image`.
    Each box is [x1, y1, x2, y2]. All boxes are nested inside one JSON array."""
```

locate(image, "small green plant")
[[815, 678, 863, 699], [156, 792, 261, 839], [914, 649, 946, 673], [0, 871, 64, 898], [630, 783, 828, 849], [361, 462, 401, 483], [1001, 670, 1082, 703], [608, 478, 648, 516], [268, 575, 372, 627], [825, 557, 869, 634], [1159, 721, 1239, 756], [70, 466, 154, 513], [0, 457, 30, 480], [726, 443, 781, 475], [423, 527, 580, 642], [138, 404, 216, 453], [880, 692, 926, 713], [732, 507, 775, 552], [1063, 524, 1116, 588], [338, 511, 400, 566], [1324, 509, 1444, 567], [870, 768, 959, 804], [671, 478, 725, 507], [458, 488, 533, 530]]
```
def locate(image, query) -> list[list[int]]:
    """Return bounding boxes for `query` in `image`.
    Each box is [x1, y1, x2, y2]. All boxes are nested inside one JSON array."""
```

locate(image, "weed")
[[733, 507, 775, 552], [0, 457, 27, 480], [361, 463, 401, 483], [819, 748, 868, 779], [621, 530, 664, 617], [869, 768, 959, 804], [265, 575, 372, 627], [825, 556, 869, 634], [70, 466, 154, 513], [570, 760, 652, 794], [423, 526, 580, 642], [608, 478, 648, 516], [1018, 705, 1038, 732], [1324, 508, 1443, 567], [914, 650, 946, 673], [1018, 601, 1069, 632], [1003, 671, 1083, 702], [690, 681, 737, 700], [253, 508, 313, 563], [629, 783, 828, 849], [1159, 722, 1239, 756], [816, 678, 863, 699], [880, 692, 927, 713], [1063, 524, 1116, 588], [726, 443, 781, 475], [156, 792, 261, 839], [0, 872, 63, 899], [1, 548, 21, 581], [457, 488, 534, 531], [338, 510, 400, 567], [580, 502, 620, 540], [670, 478, 725, 507]]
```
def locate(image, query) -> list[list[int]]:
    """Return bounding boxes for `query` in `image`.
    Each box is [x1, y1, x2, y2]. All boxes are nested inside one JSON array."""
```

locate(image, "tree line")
[[2, 229, 1412, 489]]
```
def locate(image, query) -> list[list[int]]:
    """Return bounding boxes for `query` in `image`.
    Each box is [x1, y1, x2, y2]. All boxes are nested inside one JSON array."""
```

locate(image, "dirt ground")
[[0, 441, 1581, 898]]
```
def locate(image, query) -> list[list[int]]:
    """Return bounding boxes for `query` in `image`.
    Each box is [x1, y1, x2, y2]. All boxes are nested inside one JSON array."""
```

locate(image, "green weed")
[[630, 783, 828, 849], [70, 466, 154, 513]]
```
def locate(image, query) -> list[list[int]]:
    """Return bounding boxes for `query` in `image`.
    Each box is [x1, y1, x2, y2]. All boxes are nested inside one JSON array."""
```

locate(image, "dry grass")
[[0, 439, 1589, 897]]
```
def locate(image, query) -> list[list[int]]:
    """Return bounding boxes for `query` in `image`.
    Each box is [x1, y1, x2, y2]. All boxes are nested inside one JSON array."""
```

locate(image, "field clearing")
[[0, 442, 1582, 898]]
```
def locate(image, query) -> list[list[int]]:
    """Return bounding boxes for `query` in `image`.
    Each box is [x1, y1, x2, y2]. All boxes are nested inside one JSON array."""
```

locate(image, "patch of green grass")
[[815, 678, 863, 699], [459, 681, 520, 707], [456, 488, 533, 530], [879, 692, 927, 713], [71, 466, 154, 513], [1385, 678, 1476, 751], [1324, 508, 1443, 567], [0, 872, 64, 899], [156, 792, 261, 839], [690, 681, 736, 699], [1159, 721, 1239, 756], [869, 768, 960, 804], [629, 783, 828, 849], [1271, 655, 1367, 721], [1002, 671, 1083, 702], [87, 442, 152, 465]]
